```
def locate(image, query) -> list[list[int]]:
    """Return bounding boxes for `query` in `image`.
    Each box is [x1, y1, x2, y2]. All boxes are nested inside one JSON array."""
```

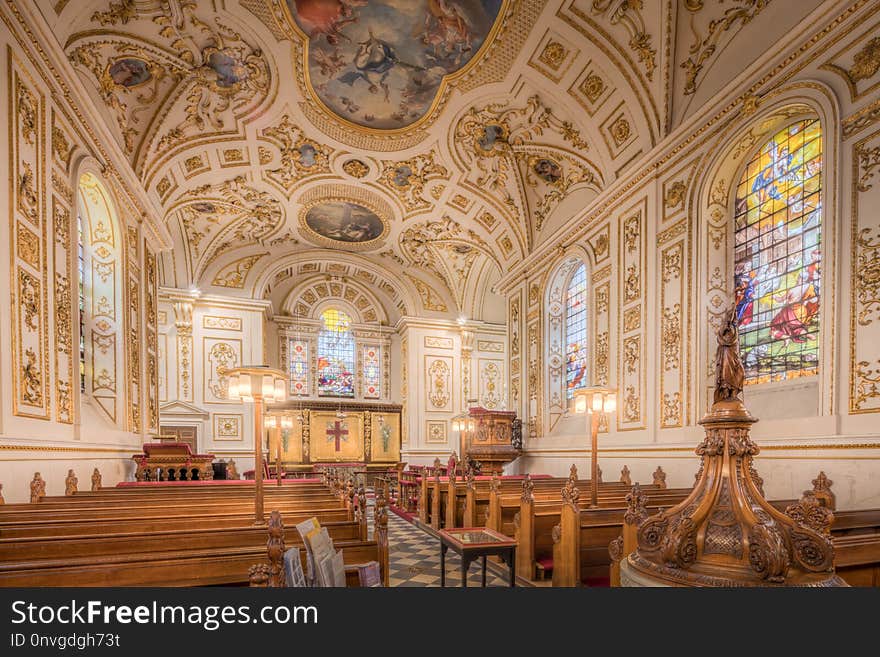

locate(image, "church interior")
[[1, 0, 879, 588]]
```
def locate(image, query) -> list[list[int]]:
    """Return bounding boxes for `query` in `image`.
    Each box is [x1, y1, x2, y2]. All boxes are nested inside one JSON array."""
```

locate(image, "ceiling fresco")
[[39, 0, 814, 320], [285, 0, 505, 130]]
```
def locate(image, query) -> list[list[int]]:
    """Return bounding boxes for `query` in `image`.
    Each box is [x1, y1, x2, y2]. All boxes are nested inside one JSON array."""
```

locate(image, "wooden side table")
[[438, 527, 517, 587]]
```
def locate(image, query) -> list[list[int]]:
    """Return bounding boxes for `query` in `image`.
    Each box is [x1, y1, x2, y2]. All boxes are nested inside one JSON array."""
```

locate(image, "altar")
[[264, 401, 403, 469], [132, 442, 215, 482]]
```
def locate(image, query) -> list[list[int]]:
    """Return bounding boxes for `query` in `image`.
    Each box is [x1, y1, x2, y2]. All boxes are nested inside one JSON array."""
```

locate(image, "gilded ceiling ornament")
[[538, 40, 568, 71], [590, 0, 656, 81], [379, 151, 450, 214], [579, 73, 606, 104], [399, 216, 493, 303], [847, 36, 880, 83], [405, 274, 448, 313], [526, 154, 596, 231], [91, 0, 137, 25], [609, 116, 632, 147], [454, 95, 590, 193], [342, 159, 370, 179], [211, 253, 267, 289], [68, 42, 167, 156], [680, 0, 773, 95], [182, 175, 283, 276], [77, 1, 270, 161], [260, 114, 332, 192]]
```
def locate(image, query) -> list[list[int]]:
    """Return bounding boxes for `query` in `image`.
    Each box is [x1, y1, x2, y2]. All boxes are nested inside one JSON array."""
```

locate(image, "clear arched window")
[[565, 263, 588, 399], [734, 119, 822, 384], [317, 308, 355, 397]]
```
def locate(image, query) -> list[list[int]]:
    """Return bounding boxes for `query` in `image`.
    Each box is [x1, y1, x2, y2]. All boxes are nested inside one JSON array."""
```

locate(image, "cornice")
[[159, 288, 273, 314], [394, 316, 507, 336], [3, 0, 171, 250]]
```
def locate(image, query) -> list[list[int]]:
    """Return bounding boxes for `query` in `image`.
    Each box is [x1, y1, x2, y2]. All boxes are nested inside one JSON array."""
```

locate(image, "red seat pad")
[[582, 576, 611, 587], [535, 557, 554, 569]]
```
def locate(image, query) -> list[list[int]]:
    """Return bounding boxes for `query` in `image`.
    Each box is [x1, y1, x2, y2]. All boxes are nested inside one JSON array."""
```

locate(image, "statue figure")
[[30, 472, 45, 503], [65, 469, 78, 496], [226, 459, 239, 480], [91, 468, 102, 491], [0, 483, 5, 505], [714, 306, 745, 404]]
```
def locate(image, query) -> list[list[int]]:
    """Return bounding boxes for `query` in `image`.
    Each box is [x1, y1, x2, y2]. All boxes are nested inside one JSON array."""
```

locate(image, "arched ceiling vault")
[[36, 0, 826, 320]]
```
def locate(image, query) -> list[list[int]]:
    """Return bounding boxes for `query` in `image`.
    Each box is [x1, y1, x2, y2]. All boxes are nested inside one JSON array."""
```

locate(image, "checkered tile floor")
[[367, 493, 513, 587]]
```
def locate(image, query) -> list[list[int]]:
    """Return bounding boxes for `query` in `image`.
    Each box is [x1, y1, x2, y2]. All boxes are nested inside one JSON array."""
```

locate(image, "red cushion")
[[582, 576, 611, 587], [536, 557, 554, 569]]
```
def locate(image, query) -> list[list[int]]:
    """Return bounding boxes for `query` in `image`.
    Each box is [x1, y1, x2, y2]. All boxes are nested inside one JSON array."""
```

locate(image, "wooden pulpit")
[[460, 407, 522, 475]]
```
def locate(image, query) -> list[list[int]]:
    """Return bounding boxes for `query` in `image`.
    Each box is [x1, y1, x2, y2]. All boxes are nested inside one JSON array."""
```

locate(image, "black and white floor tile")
[[366, 492, 512, 587]]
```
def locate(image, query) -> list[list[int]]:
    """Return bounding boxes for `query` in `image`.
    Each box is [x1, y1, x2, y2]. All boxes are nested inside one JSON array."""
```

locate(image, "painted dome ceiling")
[[38, 0, 818, 322], [286, 0, 505, 130]]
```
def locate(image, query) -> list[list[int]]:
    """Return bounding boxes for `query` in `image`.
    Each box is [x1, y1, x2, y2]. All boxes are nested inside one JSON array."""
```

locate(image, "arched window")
[[77, 172, 124, 424], [565, 262, 588, 399], [317, 308, 355, 397], [733, 119, 822, 384]]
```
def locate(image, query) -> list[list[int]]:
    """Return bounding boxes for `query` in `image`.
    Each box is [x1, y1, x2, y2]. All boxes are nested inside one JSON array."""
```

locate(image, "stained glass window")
[[288, 340, 309, 396], [565, 263, 588, 399], [734, 119, 822, 385], [317, 309, 355, 397], [363, 345, 381, 399]]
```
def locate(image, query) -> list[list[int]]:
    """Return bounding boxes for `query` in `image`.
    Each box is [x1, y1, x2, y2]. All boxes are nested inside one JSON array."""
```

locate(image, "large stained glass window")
[[288, 340, 309, 396], [362, 345, 381, 399], [734, 119, 822, 385], [317, 309, 355, 397], [565, 263, 588, 399]]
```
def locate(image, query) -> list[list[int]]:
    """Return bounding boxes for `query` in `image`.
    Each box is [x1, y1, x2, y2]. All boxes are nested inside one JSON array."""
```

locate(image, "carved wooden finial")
[[652, 466, 667, 489], [713, 306, 745, 404], [568, 463, 578, 483], [624, 483, 649, 526], [375, 485, 388, 531], [489, 471, 500, 493], [620, 465, 631, 486], [91, 468, 102, 491], [267, 510, 286, 587], [561, 476, 579, 506], [65, 469, 78, 496], [0, 483, 4, 505], [465, 467, 475, 489], [811, 471, 835, 511], [521, 473, 534, 503], [609, 535, 624, 562], [785, 491, 834, 536], [596, 466, 603, 483], [248, 563, 270, 587], [30, 472, 45, 503]]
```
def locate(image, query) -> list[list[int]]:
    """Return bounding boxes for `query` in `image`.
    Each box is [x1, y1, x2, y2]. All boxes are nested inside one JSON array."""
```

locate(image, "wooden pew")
[[516, 479, 689, 582], [0, 477, 384, 586]]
